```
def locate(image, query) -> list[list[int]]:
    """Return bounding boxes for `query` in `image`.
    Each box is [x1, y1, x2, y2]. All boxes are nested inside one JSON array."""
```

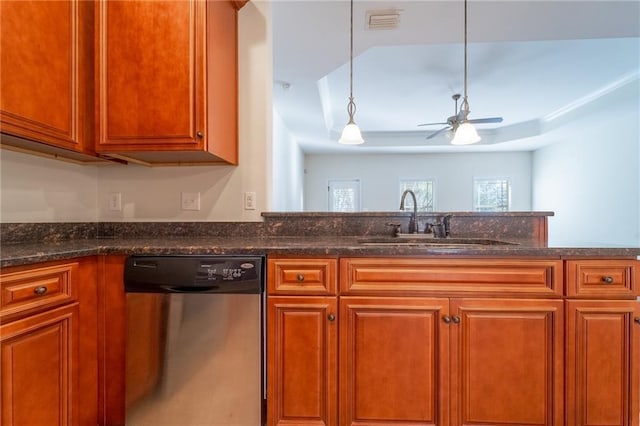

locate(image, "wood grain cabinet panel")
[[268, 258, 337, 295], [1, 303, 79, 426], [0, 257, 98, 426], [566, 300, 640, 426], [1, 262, 78, 321], [565, 259, 638, 298], [96, 0, 239, 165], [340, 258, 562, 297], [0, 0, 95, 159], [449, 298, 564, 426], [339, 297, 449, 426], [267, 296, 337, 426]]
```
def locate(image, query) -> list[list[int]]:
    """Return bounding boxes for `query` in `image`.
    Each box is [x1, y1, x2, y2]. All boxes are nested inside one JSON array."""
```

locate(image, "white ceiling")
[[271, 0, 640, 154]]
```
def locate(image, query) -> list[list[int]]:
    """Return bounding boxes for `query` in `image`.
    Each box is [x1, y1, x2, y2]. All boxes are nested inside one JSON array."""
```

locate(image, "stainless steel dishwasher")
[[123, 255, 265, 426]]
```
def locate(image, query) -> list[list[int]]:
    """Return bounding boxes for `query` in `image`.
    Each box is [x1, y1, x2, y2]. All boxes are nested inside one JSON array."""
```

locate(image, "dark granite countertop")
[[2, 235, 639, 268]]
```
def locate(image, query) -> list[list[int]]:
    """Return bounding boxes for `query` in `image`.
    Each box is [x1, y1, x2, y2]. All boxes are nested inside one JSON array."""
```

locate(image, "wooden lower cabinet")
[[0, 257, 98, 426], [1, 303, 79, 426], [450, 298, 564, 426], [340, 297, 449, 425], [338, 297, 564, 426], [267, 296, 338, 426], [566, 300, 640, 426]]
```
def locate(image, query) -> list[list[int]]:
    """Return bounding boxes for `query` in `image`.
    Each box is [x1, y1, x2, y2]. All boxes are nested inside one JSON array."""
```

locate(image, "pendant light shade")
[[452, 0, 480, 145], [339, 121, 364, 145], [451, 122, 481, 145], [339, 0, 364, 145]]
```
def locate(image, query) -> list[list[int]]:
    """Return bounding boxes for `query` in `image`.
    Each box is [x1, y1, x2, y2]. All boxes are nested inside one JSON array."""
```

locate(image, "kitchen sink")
[[358, 236, 518, 247]]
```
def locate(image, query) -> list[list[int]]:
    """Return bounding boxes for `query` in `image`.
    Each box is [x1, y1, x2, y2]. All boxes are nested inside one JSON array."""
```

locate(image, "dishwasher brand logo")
[[240, 263, 255, 269]]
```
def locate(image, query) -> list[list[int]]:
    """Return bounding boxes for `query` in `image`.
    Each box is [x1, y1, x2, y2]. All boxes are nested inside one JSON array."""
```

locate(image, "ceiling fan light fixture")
[[452, 122, 481, 145], [339, 0, 364, 145], [450, 0, 481, 147]]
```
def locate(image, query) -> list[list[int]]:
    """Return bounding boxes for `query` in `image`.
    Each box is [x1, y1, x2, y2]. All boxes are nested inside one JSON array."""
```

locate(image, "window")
[[473, 178, 510, 211], [400, 179, 434, 212], [328, 179, 360, 212]]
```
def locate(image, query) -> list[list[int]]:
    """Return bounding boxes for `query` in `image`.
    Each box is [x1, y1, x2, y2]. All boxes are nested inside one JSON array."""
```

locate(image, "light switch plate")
[[181, 192, 201, 211], [108, 192, 122, 211], [244, 192, 257, 210]]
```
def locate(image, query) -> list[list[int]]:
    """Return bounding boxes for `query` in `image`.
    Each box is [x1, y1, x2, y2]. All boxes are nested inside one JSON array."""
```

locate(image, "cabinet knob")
[[296, 274, 305, 282], [601, 276, 614, 284], [634, 317, 640, 325], [327, 313, 336, 322], [33, 286, 48, 296], [442, 316, 452, 324], [452, 315, 461, 324], [196, 131, 204, 138]]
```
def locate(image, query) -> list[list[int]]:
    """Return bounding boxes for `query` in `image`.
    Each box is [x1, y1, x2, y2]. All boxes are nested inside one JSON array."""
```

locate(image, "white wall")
[[0, 2, 273, 223], [0, 149, 99, 222], [272, 108, 304, 211], [304, 152, 532, 212], [532, 96, 640, 246]]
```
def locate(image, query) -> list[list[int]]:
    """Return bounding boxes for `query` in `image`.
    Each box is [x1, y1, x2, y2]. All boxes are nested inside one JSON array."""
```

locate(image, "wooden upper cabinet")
[[0, 0, 96, 160], [96, 0, 239, 165]]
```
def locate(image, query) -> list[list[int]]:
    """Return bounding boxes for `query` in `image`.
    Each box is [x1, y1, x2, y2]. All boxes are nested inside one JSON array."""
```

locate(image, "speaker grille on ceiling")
[[365, 10, 401, 30]]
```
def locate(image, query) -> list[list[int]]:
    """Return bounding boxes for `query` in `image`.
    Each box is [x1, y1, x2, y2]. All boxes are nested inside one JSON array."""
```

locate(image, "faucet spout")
[[399, 189, 419, 234]]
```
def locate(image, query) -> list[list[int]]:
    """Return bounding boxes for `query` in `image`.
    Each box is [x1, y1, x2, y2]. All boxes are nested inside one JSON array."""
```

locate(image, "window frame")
[[472, 176, 511, 212], [327, 178, 361, 212]]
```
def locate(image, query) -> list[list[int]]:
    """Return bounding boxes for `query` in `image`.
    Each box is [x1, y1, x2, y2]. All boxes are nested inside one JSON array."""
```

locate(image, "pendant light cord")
[[462, 0, 470, 120], [347, 0, 356, 123]]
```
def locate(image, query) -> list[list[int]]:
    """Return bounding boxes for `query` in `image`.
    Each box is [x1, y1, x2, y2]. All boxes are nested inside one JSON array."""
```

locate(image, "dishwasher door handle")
[[160, 285, 220, 293]]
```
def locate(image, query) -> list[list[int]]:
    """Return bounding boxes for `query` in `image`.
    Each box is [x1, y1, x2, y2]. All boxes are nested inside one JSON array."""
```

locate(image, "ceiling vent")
[[365, 9, 401, 31]]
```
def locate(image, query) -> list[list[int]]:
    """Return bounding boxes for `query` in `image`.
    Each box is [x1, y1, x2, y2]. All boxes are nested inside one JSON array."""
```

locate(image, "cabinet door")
[[1, 303, 79, 426], [450, 298, 564, 426], [566, 300, 640, 426], [0, 0, 93, 153], [96, 0, 204, 151], [340, 297, 449, 426], [267, 296, 338, 426]]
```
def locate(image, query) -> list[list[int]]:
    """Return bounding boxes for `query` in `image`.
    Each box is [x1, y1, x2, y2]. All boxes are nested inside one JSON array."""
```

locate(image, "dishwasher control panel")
[[124, 255, 264, 294]]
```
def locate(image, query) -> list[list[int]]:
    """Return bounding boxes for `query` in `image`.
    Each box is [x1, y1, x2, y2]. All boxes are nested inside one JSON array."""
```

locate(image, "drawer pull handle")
[[601, 276, 614, 284], [452, 315, 461, 324], [196, 131, 204, 138], [297, 274, 305, 282], [33, 286, 48, 296], [634, 317, 640, 325], [442, 316, 452, 324], [327, 313, 336, 322]]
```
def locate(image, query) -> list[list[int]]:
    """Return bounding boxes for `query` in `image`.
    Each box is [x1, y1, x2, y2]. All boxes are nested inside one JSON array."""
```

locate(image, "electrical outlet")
[[181, 192, 201, 211], [108, 192, 122, 211], [244, 192, 257, 210]]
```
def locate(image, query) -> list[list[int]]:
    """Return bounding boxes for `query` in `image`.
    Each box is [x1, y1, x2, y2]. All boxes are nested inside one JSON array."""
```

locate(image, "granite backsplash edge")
[[1, 211, 554, 244]]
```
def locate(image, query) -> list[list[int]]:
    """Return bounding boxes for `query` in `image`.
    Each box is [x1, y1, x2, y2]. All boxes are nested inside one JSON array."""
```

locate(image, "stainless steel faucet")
[[399, 189, 419, 233]]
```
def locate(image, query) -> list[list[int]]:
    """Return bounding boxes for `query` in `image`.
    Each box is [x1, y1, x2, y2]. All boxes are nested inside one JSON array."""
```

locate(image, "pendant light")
[[451, 0, 481, 145], [339, 0, 364, 145]]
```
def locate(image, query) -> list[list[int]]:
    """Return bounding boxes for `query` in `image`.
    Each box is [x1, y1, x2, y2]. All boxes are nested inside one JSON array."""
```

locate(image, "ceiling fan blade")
[[418, 122, 448, 127], [426, 126, 450, 140], [468, 117, 503, 124]]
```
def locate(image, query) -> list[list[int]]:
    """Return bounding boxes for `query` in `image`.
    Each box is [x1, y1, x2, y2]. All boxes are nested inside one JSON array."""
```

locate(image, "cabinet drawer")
[[340, 258, 562, 297], [268, 258, 337, 295], [565, 259, 637, 298], [1, 262, 78, 321]]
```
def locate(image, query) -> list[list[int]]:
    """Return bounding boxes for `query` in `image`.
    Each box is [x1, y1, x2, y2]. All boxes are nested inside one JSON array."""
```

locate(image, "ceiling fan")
[[418, 94, 504, 140]]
